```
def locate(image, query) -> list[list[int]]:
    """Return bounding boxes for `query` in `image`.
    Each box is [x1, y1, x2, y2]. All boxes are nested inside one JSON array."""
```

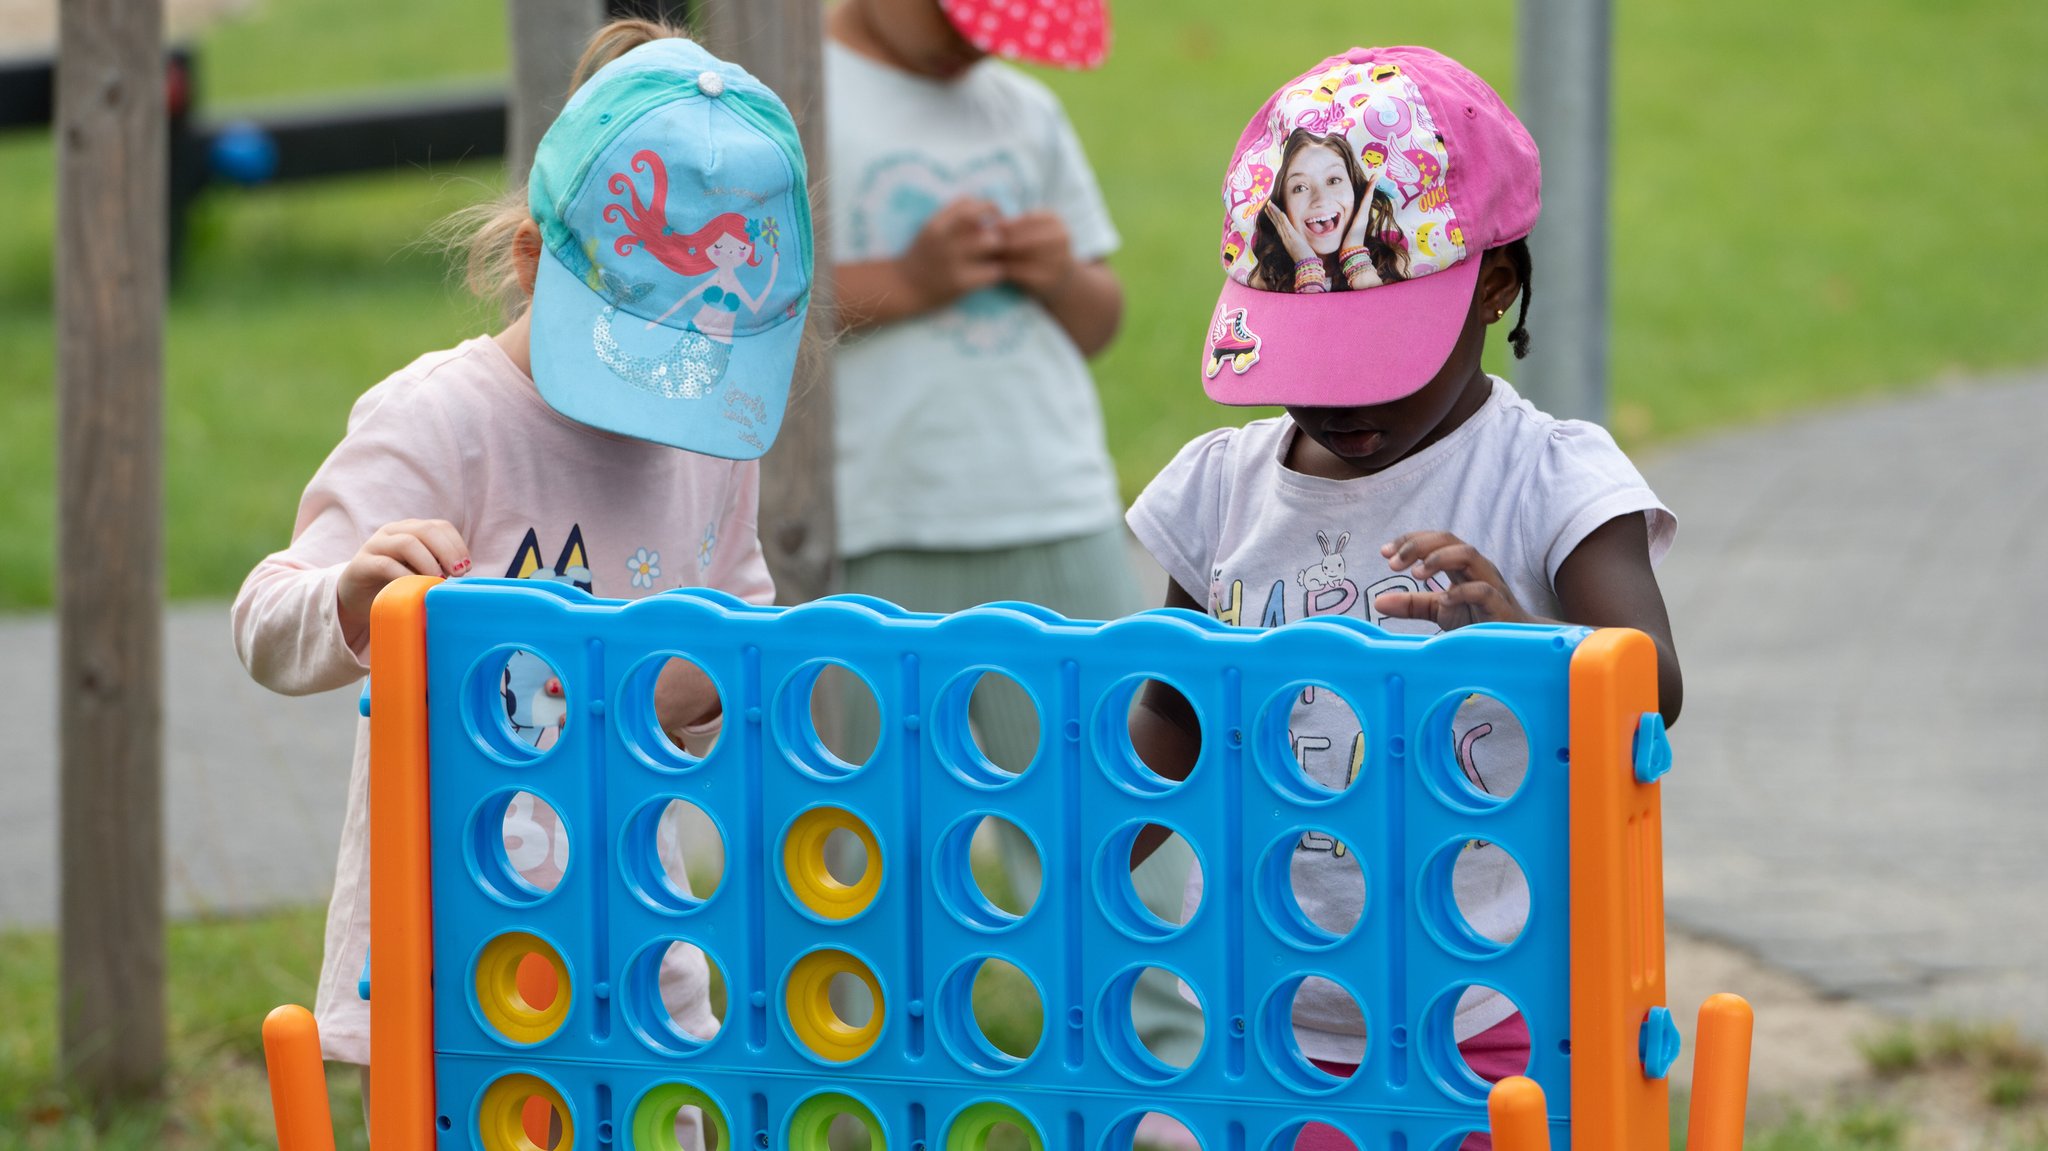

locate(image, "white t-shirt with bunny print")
[[1126, 377, 1674, 1060]]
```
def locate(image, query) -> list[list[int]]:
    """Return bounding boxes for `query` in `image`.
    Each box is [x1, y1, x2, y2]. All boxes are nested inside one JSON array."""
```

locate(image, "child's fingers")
[[1381, 531, 1464, 570], [938, 197, 1002, 236], [1439, 579, 1515, 617], [1412, 543, 1505, 587], [1374, 581, 1515, 626], [1372, 588, 1436, 620], [405, 518, 472, 576], [367, 532, 445, 578]]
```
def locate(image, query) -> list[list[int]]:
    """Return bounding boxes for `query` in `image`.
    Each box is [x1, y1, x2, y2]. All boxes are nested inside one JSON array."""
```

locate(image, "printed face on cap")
[[1220, 62, 1465, 296]]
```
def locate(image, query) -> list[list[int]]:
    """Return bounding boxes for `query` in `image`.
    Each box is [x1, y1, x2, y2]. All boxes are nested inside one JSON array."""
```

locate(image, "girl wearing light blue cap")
[[232, 23, 808, 1144]]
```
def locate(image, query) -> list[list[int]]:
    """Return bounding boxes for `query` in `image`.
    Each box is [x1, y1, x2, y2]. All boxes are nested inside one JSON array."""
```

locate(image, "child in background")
[[231, 22, 812, 1146], [823, 0, 1207, 1076], [1127, 48, 1682, 1150]]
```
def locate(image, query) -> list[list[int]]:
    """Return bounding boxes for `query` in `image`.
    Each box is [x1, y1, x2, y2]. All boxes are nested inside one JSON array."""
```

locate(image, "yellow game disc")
[[785, 949, 885, 1062], [478, 1072, 573, 1151], [475, 932, 572, 1045], [782, 807, 883, 921]]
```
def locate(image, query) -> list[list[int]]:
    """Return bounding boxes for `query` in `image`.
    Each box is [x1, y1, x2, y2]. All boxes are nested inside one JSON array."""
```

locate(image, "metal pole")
[[507, 0, 604, 185], [56, 0, 167, 1103], [1515, 0, 1611, 422]]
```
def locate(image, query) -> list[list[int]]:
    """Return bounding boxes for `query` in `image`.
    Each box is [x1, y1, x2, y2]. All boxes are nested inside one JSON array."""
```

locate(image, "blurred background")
[[4, 1, 2046, 1149]]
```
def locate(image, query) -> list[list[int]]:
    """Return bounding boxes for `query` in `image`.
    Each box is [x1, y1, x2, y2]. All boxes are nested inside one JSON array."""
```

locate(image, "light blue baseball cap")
[[528, 38, 811, 460]]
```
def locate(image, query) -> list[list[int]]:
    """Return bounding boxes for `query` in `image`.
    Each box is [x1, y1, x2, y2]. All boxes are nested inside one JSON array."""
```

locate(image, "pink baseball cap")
[[1201, 47, 1540, 407], [938, 0, 1111, 70]]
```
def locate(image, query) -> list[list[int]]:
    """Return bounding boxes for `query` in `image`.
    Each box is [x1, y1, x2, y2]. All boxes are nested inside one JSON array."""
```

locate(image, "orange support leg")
[[263, 1005, 337, 1151], [1686, 993, 1755, 1151], [369, 575, 441, 1151], [1487, 1076, 1552, 1151]]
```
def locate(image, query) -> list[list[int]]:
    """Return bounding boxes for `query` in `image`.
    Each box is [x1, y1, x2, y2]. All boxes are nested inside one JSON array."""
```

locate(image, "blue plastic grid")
[[420, 578, 1590, 1150]]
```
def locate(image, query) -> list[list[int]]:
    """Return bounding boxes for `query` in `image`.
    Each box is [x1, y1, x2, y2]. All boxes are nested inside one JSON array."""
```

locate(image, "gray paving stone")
[[1651, 373, 2048, 1034], [0, 605, 357, 929]]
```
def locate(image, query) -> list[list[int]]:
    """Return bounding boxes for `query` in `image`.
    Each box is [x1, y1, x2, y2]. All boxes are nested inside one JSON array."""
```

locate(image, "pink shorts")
[[1291, 1013, 1531, 1151]]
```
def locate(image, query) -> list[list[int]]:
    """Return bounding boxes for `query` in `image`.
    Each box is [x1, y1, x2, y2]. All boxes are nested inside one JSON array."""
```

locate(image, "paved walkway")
[[4, 373, 2044, 1040]]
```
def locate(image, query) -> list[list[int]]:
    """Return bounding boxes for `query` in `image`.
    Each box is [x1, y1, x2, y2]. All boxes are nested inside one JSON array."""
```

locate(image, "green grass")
[[0, 907, 366, 1151], [4, 0, 2047, 610]]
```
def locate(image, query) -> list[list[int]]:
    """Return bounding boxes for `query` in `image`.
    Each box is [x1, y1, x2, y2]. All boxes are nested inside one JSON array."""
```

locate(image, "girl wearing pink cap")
[[1128, 47, 1683, 1151]]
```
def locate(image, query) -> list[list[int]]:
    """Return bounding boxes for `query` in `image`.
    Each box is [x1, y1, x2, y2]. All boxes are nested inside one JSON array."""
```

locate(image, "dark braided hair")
[[1500, 237, 1533, 358]]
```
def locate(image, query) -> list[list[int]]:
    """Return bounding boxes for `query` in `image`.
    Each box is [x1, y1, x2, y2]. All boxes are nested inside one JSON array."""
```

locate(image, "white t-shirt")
[[826, 43, 1124, 556], [1126, 378, 1675, 1058]]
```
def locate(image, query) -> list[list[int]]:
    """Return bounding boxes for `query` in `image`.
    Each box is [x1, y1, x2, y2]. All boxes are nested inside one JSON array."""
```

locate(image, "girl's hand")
[[905, 197, 1006, 311], [1263, 201, 1316, 264], [999, 211, 1078, 301], [653, 656, 722, 739], [1373, 531, 1535, 630], [337, 519, 470, 648], [1339, 198, 1388, 288], [1342, 193, 1374, 250]]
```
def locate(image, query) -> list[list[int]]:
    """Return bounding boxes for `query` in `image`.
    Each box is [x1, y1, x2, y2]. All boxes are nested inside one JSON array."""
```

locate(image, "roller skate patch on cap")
[[1205, 306, 1263, 379]]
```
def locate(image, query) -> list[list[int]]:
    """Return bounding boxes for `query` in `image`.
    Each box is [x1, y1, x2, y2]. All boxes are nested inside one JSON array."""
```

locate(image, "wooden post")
[[55, 0, 167, 1103], [506, 0, 605, 185], [694, 0, 837, 605]]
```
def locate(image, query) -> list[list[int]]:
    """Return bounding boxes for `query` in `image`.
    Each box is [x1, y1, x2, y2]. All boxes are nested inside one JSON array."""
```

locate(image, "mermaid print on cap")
[[593, 150, 784, 400]]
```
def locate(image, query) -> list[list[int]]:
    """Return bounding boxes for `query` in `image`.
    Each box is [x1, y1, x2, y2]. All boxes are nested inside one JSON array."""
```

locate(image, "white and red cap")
[[1201, 47, 1540, 407], [938, 0, 1111, 70]]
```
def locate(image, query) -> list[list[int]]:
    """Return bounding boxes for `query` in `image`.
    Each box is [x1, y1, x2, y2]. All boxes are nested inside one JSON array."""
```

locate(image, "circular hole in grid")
[[1102, 1110, 1203, 1151], [622, 796, 725, 915], [1420, 691, 1531, 812], [1418, 984, 1530, 1104], [1095, 965, 1205, 1084], [521, 1095, 566, 1151], [1417, 837, 1530, 960], [1254, 683, 1368, 804], [779, 661, 881, 780], [622, 654, 725, 771], [782, 807, 884, 923], [466, 789, 570, 907], [784, 950, 886, 1064], [471, 932, 571, 1047], [1264, 1120, 1360, 1151], [935, 956, 1045, 1074], [824, 827, 869, 886], [934, 669, 1042, 786], [1094, 821, 1201, 942], [935, 814, 1041, 931], [1256, 974, 1368, 1095], [1427, 1132, 1494, 1151], [463, 647, 570, 763], [1093, 676, 1202, 797], [784, 1091, 885, 1151], [630, 1082, 730, 1151], [621, 939, 728, 1056], [944, 1102, 1044, 1151], [1255, 830, 1365, 949], [478, 1073, 574, 1151]]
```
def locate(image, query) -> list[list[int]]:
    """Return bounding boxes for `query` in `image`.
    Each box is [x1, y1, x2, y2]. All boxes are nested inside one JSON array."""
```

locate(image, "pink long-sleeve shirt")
[[232, 335, 773, 1063]]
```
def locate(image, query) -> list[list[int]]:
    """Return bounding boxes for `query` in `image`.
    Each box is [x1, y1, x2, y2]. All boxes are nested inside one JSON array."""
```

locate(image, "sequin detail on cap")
[[592, 306, 733, 399]]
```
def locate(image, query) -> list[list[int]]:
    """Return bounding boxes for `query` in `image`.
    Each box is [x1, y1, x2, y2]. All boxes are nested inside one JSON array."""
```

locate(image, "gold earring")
[[1493, 308, 1506, 321]]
